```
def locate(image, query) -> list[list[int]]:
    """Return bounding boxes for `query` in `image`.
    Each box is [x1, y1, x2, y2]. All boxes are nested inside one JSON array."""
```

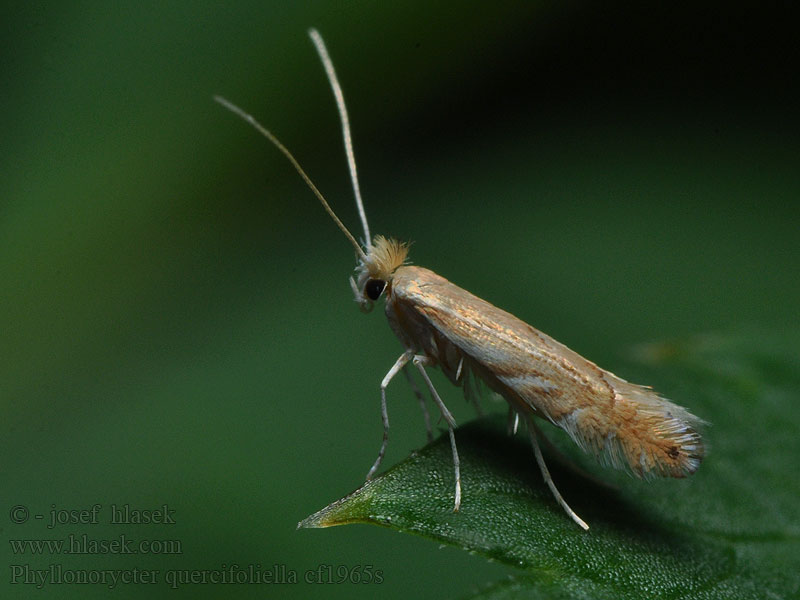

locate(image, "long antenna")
[[308, 28, 372, 250], [214, 95, 367, 263]]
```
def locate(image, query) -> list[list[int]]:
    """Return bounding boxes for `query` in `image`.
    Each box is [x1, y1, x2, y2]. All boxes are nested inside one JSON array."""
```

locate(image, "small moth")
[[216, 29, 705, 530]]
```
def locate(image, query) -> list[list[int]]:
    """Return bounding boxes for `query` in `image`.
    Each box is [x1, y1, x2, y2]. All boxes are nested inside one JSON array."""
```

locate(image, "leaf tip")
[[296, 509, 333, 530]]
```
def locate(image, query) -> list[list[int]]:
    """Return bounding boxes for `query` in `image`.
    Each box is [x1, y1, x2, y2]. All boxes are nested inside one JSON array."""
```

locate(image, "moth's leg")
[[507, 406, 520, 436], [402, 365, 433, 443], [536, 426, 619, 491], [525, 415, 589, 530], [413, 355, 462, 511], [349, 275, 359, 301], [366, 350, 413, 480], [349, 276, 372, 312]]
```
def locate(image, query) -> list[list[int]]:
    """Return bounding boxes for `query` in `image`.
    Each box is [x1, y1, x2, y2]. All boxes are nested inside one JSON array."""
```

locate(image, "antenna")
[[308, 28, 372, 250], [213, 95, 367, 263]]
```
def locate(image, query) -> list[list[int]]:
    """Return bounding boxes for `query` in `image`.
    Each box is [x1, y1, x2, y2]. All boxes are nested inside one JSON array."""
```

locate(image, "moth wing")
[[390, 266, 704, 478]]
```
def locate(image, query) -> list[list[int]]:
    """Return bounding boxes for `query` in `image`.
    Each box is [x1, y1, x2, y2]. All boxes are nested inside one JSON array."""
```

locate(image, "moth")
[[216, 29, 705, 530]]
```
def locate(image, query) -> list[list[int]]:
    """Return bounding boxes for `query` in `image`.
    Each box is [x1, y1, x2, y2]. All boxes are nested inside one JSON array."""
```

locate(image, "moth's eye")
[[364, 279, 386, 301]]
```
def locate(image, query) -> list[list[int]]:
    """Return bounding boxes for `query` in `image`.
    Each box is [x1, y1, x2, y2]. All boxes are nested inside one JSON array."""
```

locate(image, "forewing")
[[390, 266, 704, 478]]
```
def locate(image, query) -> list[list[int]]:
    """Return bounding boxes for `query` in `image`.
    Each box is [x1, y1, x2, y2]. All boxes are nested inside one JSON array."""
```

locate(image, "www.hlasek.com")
[[9, 534, 181, 555], [9, 564, 384, 589]]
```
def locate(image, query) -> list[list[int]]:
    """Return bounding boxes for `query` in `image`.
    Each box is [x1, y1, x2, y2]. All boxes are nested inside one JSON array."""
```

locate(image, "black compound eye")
[[364, 279, 386, 301]]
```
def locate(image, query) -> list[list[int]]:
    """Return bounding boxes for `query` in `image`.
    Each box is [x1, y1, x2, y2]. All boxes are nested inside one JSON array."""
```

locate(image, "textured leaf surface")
[[300, 331, 800, 599]]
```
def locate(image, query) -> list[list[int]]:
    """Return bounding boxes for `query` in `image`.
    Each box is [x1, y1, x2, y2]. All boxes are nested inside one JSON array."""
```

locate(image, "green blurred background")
[[2, 2, 798, 599]]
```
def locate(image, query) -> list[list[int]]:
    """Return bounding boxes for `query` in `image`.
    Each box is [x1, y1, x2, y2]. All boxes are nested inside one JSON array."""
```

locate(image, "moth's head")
[[353, 235, 409, 312]]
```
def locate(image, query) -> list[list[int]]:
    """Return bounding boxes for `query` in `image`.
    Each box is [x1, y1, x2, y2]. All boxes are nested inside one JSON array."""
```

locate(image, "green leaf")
[[299, 331, 800, 599]]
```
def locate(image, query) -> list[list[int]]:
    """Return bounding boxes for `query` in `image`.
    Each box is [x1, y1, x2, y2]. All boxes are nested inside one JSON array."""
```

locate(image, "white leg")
[[526, 415, 589, 530], [537, 425, 619, 491], [350, 275, 373, 312], [507, 406, 520, 436], [413, 355, 461, 511], [402, 365, 433, 443], [366, 351, 413, 480], [412, 356, 456, 426]]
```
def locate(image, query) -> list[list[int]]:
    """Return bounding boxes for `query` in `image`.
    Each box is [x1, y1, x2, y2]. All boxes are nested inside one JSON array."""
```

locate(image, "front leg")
[[365, 350, 414, 480]]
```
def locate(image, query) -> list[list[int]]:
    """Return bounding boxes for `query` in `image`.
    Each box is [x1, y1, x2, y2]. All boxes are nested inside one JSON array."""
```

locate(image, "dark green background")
[[2, 2, 798, 599]]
